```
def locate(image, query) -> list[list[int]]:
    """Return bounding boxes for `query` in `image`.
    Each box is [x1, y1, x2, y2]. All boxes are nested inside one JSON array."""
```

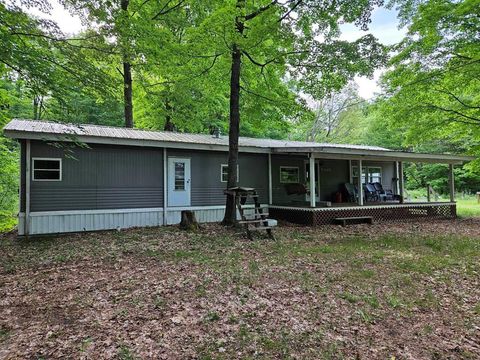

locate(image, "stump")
[[179, 210, 200, 231]]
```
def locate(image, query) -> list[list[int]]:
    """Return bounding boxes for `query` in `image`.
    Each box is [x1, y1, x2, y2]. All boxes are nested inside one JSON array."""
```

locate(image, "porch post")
[[394, 161, 400, 195], [357, 159, 363, 206], [348, 160, 353, 183], [309, 153, 316, 207], [398, 161, 405, 201], [268, 153, 272, 205], [449, 163, 455, 202]]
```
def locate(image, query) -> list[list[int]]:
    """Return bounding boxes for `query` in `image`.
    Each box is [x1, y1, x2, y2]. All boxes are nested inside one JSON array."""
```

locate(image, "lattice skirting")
[[269, 203, 456, 226]]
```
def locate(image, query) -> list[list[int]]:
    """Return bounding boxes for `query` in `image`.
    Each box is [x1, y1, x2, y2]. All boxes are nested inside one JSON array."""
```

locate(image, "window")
[[367, 167, 382, 183], [32, 158, 62, 181], [174, 161, 185, 190], [351, 165, 382, 184], [280, 166, 299, 183], [221, 164, 239, 183]]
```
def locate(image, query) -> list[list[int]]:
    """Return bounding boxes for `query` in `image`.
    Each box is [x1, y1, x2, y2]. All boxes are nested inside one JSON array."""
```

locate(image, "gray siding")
[[168, 149, 269, 206], [318, 159, 349, 201], [29, 141, 164, 212], [271, 155, 306, 205], [272, 155, 350, 204]]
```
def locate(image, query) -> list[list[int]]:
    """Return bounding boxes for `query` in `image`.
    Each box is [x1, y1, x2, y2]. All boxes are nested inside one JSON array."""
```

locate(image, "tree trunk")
[[33, 96, 38, 120], [222, 0, 245, 226], [123, 60, 133, 128], [179, 210, 200, 230], [121, 0, 133, 128], [222, 43, 242, 226], [164, 98, 175, 131]]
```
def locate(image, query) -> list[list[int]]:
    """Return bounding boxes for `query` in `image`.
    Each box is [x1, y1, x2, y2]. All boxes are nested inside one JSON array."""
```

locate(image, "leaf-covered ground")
[[1, 219, 480, 359]]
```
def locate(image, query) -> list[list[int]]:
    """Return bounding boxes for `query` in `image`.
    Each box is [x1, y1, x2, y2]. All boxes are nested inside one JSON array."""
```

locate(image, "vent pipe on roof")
[[212, 127, 220, 138]]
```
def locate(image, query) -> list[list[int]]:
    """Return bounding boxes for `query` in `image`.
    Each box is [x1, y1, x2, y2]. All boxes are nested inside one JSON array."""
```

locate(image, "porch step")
[[334, 216, 373, 226], [238, 219, 267, 224], [243, 213, 269, 219]]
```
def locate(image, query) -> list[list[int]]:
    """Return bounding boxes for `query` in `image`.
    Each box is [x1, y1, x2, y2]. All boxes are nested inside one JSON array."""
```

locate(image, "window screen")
[[280, 167, 299, 183], [32, 158, 62, 181]]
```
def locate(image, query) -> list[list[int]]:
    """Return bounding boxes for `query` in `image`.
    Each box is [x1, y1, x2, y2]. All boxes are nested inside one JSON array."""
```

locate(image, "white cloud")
[[339, 8, 406, 99], [23, 0, 84, 35]]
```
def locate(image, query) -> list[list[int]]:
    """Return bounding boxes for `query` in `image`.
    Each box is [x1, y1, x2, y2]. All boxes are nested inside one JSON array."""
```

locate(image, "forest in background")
[[1, 0, 479, 231]]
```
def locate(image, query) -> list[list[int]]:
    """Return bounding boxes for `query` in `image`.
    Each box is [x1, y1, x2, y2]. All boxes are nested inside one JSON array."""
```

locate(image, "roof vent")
[[212, 127, 221, 138]]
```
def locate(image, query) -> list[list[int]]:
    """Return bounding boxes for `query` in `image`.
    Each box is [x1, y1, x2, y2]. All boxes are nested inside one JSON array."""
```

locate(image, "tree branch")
[[245, 0, 278, 21], [152, 0, 185, 20], [434, 88, 480, 109], [425, 103, 480, 122], [277, 0, 303, 22]]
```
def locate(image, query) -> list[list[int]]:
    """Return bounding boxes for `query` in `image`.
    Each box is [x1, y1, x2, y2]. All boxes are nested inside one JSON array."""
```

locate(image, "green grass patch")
[[456, 198, 480, 217]]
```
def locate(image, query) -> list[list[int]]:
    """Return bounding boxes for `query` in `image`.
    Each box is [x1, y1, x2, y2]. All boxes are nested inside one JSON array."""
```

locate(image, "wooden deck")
[[269, 202, 457, 225]]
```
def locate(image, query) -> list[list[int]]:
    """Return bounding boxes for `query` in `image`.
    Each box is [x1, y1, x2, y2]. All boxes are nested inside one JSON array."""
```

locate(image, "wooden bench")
[[334, 216, 373, 226]]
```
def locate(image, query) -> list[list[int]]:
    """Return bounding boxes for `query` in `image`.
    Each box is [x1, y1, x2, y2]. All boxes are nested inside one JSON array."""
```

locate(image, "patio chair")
[[342, 183, 357, 203], [363, 183, 379, 202], [372, 182, 394, 201]]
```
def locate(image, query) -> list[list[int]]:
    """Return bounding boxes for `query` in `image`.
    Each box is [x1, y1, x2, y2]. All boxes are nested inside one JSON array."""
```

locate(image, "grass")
[[1, 220, 480, 358], [456, 197, 480, 217], [0, 210, 16, 233]]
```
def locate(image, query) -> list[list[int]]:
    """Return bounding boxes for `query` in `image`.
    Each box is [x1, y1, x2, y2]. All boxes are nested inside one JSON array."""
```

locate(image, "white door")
[[168, 157, 191, 207]]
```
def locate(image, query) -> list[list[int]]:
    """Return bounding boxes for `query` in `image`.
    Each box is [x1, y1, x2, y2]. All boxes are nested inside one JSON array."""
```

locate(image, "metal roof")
[[3, 119, 388, 151], [3, 119, 474, 164]]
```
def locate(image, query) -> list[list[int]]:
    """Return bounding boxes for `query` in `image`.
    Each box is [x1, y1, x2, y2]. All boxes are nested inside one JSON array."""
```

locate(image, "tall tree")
[[189, 0, 387, 224], [306, 82, 362, 142], [378, 0, 480, 151]]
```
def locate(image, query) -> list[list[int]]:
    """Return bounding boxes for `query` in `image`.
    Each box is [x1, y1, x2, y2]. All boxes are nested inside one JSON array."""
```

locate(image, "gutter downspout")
[[25, 140, 31, 237]]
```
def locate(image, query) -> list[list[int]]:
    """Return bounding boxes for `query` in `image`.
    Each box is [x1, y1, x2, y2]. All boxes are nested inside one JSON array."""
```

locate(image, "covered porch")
[[265, 146, 467, 225]]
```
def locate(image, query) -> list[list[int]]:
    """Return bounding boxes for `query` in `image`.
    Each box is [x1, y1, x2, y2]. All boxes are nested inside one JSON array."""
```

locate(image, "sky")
[[25, 1, 406, 100]]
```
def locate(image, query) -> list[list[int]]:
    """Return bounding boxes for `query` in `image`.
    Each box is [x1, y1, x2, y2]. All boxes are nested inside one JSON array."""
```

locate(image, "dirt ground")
[[1, 218, 480, 359]]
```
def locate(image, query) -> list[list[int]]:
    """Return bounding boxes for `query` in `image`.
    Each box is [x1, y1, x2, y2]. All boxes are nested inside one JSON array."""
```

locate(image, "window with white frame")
[[221, 164, 239, 182], [367, 167, 382, 183], [351, 165, 382, 184], [280, 166, 299, 183], [32, 158, 62, 181]]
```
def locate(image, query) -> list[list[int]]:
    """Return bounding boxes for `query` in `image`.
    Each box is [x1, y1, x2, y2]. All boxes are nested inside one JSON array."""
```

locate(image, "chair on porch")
[[363, 183, 379, 202], [372, 182, 394, 201], [342, 183, 358, 203]]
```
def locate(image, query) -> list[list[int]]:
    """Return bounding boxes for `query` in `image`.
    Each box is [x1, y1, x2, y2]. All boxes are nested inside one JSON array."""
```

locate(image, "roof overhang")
[[3, 130, 268, 154], [272, 146, 475, 164], [4, 128, 475, 164]]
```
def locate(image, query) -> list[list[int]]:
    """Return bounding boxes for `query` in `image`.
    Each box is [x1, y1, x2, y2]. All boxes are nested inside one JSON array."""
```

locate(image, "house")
[[3, 119, 474, 236]]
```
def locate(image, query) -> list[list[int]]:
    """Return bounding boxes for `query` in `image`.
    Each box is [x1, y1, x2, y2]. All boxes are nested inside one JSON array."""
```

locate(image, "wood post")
[[449, 164, 455, 202], [309, 154, 316, 207], [394, 161, 400, 195], [348, 160, 352, 184], [357, 159, 363, 206], [268, 153, 272, 205], [398, 161, 404, 202]]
